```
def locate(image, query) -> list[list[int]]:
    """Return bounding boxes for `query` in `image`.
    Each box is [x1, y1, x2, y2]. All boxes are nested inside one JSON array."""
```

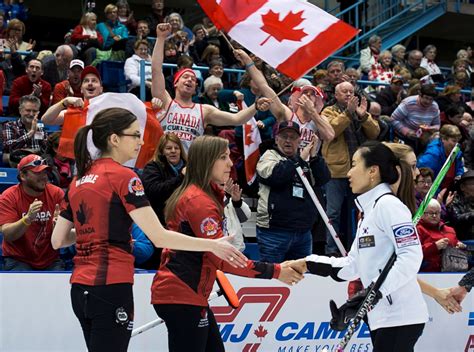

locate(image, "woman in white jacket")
[[124, 39, 152, 100], [292, 141, 428, 352]]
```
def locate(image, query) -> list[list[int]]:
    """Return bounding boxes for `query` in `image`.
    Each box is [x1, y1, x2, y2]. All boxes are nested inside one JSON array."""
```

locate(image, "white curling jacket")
[[306, 183, 428, 330]]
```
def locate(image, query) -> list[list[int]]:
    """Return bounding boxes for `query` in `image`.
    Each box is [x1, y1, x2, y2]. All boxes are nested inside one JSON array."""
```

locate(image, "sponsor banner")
[[1, 273, 472, 351]]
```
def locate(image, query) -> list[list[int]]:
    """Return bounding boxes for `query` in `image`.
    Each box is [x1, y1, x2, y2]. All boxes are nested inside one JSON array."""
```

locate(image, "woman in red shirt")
[[151, 135, 304, 352], [51, 108, 246, 352]]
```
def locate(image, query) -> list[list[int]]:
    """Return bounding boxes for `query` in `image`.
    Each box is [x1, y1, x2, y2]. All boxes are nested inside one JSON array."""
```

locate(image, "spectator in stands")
[[321, 81, 380, 255], [116, 0, 136, 34], [96, 4, 129, 51], [389, 84, 440, 153], [166, 12, 193, 44], [418, 199, 466, 272], [5, 19, 34, 54], [51, 59, 84, 105], [256, 121, 330, 262], [359, 35, 381, 74], [323, 60, 345, 106], [197, 75, 229, 111], [415, 167, 454, 222], [152, 23, 272, 152], [41, 131, 74, 190], [70, 12, 103, 64], [345, 67, 372, 102], [0, 154, 64, 271], [124, 39, 152, 100], [421, 45, 443, 83], [2, 95, 47, 164], [189, 23, 208, 63], [437, 85, 473, 120], [375, 74, 406, 116], [199, 44, 222, 67], [41, 65, 102, 125], [369, 101, 390, 141], [450, 71, 471, 89], [0, 35, 26, 96], [417, 124, 464, 189], [312, 69, 329, 91], [0, 0, 28, 22], [368, 50, 394, 88], [391, 44, 406, 68], [162, 39, 178, 65], [174, 30, 191, 57], [406, 49, 423, 78], [208, 59, 224, 80], [448, 170, 474, 241], [41, 45, 74, 88], [441, 105, 473, 143], [145, 0, 167, 37], [9, 59, 51, 116], [125, 19, 153, 58]]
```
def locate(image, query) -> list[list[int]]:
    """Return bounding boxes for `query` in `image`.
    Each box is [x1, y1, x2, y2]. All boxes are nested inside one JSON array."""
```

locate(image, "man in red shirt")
[[51, 59, 84, 104], [9, 59, 52, 116], [0, 154, 65, 271]]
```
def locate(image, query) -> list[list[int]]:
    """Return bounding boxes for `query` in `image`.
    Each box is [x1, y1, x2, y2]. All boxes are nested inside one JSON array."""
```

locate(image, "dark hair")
[[420, 84, 437, 98], [177, 54, 194, 69], [74, 108, 137, 178], [358, 141, 400, 185]]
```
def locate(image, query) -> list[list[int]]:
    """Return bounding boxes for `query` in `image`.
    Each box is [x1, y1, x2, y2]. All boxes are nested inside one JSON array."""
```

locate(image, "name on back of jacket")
[[166, 112, 200, 128], [76, 174, 99, 187]]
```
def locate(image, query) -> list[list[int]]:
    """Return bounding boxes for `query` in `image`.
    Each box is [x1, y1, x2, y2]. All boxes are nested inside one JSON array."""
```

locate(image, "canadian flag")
[[58, 93, 163, 168], [239, 101, 262, 185], [198, 0, 358, 79]]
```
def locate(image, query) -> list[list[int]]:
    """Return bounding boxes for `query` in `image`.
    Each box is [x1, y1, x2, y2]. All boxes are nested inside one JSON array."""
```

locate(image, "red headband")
[[173, 68, 196, 85]]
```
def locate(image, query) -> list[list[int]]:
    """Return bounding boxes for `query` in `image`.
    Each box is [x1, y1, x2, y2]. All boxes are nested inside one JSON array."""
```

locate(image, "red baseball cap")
[[81, 65, 101, 82], [173, 68, 196, 86], [17, 154, 50, 173]]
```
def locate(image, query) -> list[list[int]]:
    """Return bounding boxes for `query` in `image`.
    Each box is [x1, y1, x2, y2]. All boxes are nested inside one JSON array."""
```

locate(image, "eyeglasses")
[[425, 211, 440, 217], [417, 180, 432, 185], [21, 158, 47, 171], [119, 133, 142, 139]]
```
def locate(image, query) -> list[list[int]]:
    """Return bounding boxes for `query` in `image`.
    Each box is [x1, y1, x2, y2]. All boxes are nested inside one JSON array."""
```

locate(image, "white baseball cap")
[[69, 59, 85, 70]]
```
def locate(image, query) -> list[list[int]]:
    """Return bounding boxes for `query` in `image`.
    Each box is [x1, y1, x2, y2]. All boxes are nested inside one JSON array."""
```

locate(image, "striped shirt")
[[2, 119, 48, 153], [390, 95, 440, 137]]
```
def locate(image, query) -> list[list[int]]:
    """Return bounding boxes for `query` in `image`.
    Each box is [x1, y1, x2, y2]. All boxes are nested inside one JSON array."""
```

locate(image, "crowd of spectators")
[[0, 0, 473, 274]]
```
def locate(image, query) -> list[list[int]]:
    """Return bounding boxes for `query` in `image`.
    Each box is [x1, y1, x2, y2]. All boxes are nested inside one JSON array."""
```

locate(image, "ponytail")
[[74, 125, 93, 178]]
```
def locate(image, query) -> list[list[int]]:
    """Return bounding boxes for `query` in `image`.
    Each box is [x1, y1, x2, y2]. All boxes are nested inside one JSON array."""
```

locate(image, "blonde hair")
[[154, 133, 187, 163], [80, 12, 97, 26], [165, 136, 228, 221], [104, 4, 118, 14]]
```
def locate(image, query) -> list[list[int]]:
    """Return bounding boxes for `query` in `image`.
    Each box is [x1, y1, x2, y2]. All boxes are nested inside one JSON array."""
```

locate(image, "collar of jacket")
[[355, 183, 393, 214]]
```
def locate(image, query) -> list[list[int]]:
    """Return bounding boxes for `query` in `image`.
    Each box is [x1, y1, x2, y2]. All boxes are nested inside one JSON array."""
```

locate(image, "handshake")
[[277, 259, 308, 286]]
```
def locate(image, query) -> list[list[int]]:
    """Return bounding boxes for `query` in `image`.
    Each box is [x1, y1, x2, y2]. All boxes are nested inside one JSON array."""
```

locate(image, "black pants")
[[154, 304, 225, 352], [71, 283, 134, 352], [370, 323, 425, 352]]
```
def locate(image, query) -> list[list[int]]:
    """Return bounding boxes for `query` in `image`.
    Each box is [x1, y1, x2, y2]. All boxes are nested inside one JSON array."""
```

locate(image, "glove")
[[329, 283, 382, 331]]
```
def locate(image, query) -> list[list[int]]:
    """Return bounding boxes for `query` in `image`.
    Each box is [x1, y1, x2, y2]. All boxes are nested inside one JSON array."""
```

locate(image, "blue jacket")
[[131, 224, 154, 265], [417, 138, 463, 178], [96, 20, 129, 50]]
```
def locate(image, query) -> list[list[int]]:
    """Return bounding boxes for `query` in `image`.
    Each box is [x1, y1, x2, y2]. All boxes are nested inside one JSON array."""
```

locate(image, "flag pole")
[[220, 31, 235, 51]]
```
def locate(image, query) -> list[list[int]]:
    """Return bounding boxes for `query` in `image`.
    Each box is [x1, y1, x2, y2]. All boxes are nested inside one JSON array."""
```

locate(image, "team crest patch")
[[128, 177, 145, 196], [392, 223, 419, 248], [200, 217, 219, 236]]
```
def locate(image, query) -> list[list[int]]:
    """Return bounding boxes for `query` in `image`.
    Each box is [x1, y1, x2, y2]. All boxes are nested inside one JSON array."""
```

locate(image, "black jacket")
[[141, 157, 184, 224]]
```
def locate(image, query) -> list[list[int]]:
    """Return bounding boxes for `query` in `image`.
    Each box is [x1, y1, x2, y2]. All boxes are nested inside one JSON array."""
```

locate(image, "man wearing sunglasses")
[[0, 154, 65, 271]]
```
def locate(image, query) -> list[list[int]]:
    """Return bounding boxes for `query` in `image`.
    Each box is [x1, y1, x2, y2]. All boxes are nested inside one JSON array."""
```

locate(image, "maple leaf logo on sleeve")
[[254, 324, 268, 341], [260, 10, 307, 46]]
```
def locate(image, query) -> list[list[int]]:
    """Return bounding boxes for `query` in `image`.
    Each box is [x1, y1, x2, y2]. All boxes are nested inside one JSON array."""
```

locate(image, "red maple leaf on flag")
[[244, 125, 254, 146], [254, 325, 268, 341], [260, 10, 307, 46]]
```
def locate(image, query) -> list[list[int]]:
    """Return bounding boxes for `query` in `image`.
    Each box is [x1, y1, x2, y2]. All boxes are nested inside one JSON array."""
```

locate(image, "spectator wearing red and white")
[[0, 154, 65, 271], [390, 84, 440, 148], [359, 35, 381, 74], [9, 58, 52, 116], [41, 66, 103, 125], [152, 23, 272, 152], [420, 45, 443, 82], [234, 49, 335, 144], [368, 50, 394, 86], [288, 78, 330, 149], [52, 59, 84, 105], [417, 199, 466, 272], [70, 12, 104, 53], [391, 44, 406, 68]]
